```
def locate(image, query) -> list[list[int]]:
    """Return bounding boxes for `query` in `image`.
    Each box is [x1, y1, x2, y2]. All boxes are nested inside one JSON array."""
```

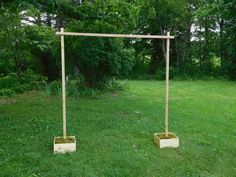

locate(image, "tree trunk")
[[40, 53, 57, 81], [46, 13, 52, 27], [6, 28, 21, 76], [203, 23, 209, 65], [149, 40, 164, 74], [199, 27, 202, 67], [219, 18, 225, 67]]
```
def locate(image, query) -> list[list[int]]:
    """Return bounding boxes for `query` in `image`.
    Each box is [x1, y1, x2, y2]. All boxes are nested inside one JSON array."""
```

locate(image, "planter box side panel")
[[154, 133, 179, 149], [53, 136, 76, 154]]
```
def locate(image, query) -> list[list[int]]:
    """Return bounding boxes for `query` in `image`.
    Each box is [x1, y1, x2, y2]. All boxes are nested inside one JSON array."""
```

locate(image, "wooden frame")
[[56, 31, 174, 39], [55, 28, 177, 151]]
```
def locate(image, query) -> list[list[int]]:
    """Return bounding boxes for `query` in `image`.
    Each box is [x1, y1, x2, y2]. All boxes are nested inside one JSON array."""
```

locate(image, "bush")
[[0, 74, 18, 89], [44, 77, 127, 98], [45, 78, 98, 97], [0, 69, 46, 96], [104, 79, 127, 92], [46, 81, 61, 96], [0, 89, 15, 96], [67, 22, 135, 88], [155, 68, 166, 80]]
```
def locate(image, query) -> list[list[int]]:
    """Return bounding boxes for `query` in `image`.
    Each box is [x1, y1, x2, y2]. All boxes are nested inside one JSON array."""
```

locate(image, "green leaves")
[[1, 0, 236, 86]]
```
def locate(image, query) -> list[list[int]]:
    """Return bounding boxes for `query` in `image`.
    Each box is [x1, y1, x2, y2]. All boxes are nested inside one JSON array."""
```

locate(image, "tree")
[[0, 2, 31, 76], [65, 0, 136, 87], [136, 0, 192, 73]]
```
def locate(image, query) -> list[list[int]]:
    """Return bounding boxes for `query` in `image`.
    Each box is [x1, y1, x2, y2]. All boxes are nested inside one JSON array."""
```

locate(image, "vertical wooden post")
[[61, 28, 67, 139], [165, 32, 170, 137]]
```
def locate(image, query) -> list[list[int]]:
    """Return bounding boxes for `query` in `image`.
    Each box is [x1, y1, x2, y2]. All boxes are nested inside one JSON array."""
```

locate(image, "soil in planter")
[[55, 137, 75, 144], [157, 133, 177, 139]]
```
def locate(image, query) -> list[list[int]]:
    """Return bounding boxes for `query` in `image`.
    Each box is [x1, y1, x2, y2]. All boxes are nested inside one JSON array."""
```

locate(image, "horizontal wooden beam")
[[55, 32, 175, 39]]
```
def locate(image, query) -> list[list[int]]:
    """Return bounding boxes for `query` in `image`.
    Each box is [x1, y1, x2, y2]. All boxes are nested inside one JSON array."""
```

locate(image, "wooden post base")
[[53, 136, 76, 154], [154, 132, 179, 149]]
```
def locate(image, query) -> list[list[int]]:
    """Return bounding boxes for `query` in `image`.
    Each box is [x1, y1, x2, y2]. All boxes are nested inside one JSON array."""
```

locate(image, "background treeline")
[[0, 0, 235, 93]]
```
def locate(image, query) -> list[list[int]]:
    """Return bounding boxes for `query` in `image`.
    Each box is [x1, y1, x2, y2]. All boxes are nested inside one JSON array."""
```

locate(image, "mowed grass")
[[1, 80, 236, 177]]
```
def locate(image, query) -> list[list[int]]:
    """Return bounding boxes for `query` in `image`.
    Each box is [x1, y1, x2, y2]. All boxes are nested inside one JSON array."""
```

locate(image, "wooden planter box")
[[53, 136, 76, 154], [154, 132, 179, 149]]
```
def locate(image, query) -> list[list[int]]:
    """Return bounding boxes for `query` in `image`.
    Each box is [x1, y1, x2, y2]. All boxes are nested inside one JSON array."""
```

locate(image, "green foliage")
[[0, 89, 15, 96], [0, 74, 18, 89], [104, 79, 128, 92], [66, 79, 98, 97], [66, 20, 135, 88], [45, 79, 98, 97], [0, 69, 46, 96], [25, 25, 60, 80], [45, 77, 127, 97], [0, 0, 236, 92]]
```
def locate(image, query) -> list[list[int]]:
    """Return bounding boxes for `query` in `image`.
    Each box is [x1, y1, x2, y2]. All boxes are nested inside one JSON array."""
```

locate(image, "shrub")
[[0, 69, 46, 96], [104, 79, 127, 92], [46, 81, 61, 96], [45, 78, 98, 97], [0, 74, 18, 89], [0, 89, 15, 96], [45, 77, 127, 97], [66, 22, 135, 88]]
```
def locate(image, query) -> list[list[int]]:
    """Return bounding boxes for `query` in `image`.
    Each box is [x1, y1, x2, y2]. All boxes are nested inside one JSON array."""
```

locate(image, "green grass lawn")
[[1, 80, 236, 177]]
